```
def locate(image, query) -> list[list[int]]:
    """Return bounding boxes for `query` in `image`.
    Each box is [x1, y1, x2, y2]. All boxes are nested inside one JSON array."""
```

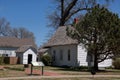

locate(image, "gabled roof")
[[16, 45, 37, 53], [43, 26, 78, 47], [38, 48, 48, 53], [0, 37, 36, 48]]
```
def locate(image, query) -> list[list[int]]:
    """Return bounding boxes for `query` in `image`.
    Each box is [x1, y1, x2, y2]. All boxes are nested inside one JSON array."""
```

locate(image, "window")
[[53, 50, 56, 61], [60, 50, 63, 60], [68, 49, 71, 61]]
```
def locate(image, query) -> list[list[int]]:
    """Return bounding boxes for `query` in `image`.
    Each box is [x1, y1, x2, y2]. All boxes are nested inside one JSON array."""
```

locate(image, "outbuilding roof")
[[43, 26, 78, 47], [16, 45, 37, 53]]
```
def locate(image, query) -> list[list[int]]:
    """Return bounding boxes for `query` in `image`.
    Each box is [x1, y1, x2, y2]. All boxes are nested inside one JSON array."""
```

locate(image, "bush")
[[70, 66, 88, 71], [41, 54, 52, 66], [113, 58, 120, 69]]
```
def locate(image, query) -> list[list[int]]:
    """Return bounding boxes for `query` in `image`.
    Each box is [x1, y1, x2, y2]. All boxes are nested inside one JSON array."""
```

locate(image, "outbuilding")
[[16, 45, 37, 64]]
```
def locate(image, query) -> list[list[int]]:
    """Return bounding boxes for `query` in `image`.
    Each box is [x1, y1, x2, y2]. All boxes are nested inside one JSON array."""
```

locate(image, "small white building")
[[40, 26, 112, 67], [16, 45, 37, 64], [0, 37, 37, 64]]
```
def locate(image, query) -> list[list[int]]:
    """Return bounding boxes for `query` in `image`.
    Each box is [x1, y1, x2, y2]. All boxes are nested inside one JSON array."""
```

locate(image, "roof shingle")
[[16, 45, 37, 53], [0, 37, 36, 48], [44, 26, 78, 47]]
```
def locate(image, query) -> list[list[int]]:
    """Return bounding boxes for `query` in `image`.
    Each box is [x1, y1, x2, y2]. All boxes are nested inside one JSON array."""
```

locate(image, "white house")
[[0, 37, 37, 64], [40, 26, 112, 67]]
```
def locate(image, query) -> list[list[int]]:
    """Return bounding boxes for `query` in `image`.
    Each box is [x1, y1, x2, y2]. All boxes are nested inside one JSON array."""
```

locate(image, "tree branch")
[[62, 0, 78, 21], [98, 52, 111, 63], [61, 0, 64, 18], [65, 7, 91, 21]]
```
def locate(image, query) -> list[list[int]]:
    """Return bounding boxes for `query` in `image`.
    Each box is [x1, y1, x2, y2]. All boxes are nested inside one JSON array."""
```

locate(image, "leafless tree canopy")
[[0, 17, 35, 40], [48, 0, 113, 29]]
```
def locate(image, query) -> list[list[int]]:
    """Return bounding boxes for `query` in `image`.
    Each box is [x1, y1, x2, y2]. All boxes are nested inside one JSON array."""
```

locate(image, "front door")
[[28, 54, 32, 64]]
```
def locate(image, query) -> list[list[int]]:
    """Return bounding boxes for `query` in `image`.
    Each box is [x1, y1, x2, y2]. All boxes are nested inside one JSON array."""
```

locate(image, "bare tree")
[[11, 27, 35, 40], [0, 18, 35, 40], [48, 0, 113, 29], [11, 28, 19, 38], [0, 17, 11, 36]]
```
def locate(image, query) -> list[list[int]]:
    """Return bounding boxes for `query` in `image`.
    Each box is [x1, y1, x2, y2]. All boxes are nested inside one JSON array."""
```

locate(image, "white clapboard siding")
[[23, 49, 37, 64], [77, 45, 112, 67], [49, 44, 113, 67], [50, 45, 78, 67], [98, 59, 112, 67], [0, 48, 17, 57], [77, 45, 88, 66]]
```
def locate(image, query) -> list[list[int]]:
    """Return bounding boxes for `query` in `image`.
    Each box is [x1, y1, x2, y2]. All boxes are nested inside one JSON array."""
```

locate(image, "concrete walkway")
[[0, 75, 120, 80]]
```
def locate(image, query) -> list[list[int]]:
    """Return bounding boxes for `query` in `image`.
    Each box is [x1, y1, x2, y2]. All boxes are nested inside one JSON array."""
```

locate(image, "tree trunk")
[[94, 54, 98, 71], [93, 27, 98, 71], [59, 19, 65, 26], [59, 0, 65, 26]]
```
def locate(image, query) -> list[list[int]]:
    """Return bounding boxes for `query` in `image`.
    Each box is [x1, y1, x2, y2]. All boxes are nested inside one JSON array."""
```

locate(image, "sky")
[[0, 0, 120, 47]]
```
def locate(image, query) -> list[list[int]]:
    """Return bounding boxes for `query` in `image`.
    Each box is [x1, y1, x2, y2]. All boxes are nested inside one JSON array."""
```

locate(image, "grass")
[[4, 66, 24, 71], [34, 66, 91, 75], [0, 69, 26, 77], [42, 66, 120, 75], [0, 64, 120, 78], [0, 64, 26, 77]]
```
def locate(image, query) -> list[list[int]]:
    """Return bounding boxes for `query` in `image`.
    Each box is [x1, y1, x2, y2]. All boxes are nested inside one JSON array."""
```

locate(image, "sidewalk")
[[0, 75, 120, 80]]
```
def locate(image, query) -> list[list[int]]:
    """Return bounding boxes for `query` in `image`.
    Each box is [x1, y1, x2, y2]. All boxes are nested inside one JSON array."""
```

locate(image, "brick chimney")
[[74, 18, 79, 24]]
